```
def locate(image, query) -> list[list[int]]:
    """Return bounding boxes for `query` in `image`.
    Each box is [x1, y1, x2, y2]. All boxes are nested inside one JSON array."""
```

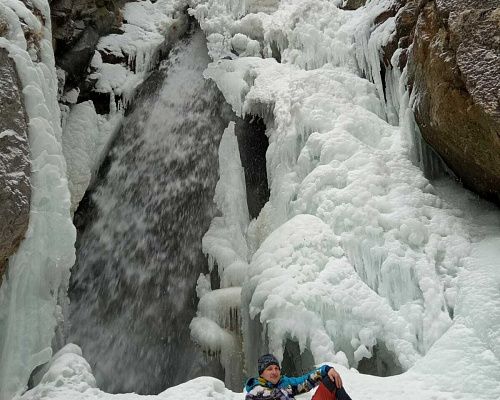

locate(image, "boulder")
[[0, 48, 31, 284], [407, 1, 500, 202], [379, 0, 500, 203], [51, 0, 126, 85]]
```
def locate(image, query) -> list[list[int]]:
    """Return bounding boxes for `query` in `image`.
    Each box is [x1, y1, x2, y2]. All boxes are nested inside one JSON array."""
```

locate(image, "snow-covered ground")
[[2, 0, 500, 399]]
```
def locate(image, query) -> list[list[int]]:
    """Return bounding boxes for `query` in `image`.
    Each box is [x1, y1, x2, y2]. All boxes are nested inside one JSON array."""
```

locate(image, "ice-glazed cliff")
[[0, 0, 499, 400], [0, 0, 76, 398]]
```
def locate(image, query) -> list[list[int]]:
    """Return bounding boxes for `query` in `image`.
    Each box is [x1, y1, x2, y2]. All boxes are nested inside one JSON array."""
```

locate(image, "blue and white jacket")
[[245, 365, 331, 400]]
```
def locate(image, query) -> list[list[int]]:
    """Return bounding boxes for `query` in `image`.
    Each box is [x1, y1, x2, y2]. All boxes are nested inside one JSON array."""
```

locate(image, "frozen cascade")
[[68, 29, 234, 394], [190, 0, 499, 385], [3, 0, 500, 399]]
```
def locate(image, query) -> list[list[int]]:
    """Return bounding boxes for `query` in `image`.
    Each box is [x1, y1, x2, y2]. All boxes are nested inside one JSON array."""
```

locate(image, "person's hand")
[[327, 367, 343, 388]]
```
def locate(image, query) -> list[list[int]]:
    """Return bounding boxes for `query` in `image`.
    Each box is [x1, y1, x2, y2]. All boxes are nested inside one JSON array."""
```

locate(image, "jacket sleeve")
[[282, 365, 331, 396]]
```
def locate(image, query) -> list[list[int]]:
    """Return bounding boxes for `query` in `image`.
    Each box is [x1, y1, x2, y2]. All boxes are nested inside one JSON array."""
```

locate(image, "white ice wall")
[[189, 3, 500, 399], [0, 0, 76, 398]]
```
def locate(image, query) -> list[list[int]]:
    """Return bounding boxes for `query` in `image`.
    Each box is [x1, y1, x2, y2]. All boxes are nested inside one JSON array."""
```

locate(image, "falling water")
[[68, 30, 232, 394]]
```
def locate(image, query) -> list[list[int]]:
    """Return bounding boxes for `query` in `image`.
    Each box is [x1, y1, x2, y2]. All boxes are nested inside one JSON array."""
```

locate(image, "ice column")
[[192, 121, 250, 389]]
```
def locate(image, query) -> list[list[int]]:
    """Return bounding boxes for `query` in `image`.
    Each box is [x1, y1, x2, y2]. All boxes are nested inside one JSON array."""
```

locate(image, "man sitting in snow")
[[245, 354, 352, 400]]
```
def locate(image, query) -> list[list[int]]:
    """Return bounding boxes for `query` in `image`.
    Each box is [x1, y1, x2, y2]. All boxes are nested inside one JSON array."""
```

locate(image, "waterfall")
[[68, 29, 232, 394]]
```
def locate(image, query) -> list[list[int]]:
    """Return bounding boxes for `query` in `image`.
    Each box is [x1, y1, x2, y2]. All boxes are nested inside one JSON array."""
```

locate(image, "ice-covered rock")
[[88, 0, 189, 111], [408, 1, 500, 202], [0, 0, 76, 398]]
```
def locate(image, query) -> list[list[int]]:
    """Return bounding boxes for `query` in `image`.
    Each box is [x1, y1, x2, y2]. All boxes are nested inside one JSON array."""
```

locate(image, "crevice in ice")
[[269, 41, 282, 63], [210, 262, 222, 291], [244, 100, 276, 127], [234, 114, 270, 219], [281, 340, 315, 376], [356, 342, 403, 377], [379, 61, 387, 103]]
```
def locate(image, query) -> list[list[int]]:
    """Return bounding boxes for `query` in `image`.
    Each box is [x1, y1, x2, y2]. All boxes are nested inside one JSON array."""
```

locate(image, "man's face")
[[261, 364, 281, 384]]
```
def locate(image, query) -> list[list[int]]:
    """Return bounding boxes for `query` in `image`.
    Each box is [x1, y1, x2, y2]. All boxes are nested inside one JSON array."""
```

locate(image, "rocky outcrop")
[[380, 0, 500, 203], [50, 0, 126, 86], [0, 48, 31, 284]]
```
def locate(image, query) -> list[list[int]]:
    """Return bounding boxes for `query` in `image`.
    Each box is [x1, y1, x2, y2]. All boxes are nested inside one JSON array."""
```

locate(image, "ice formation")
[[61, 101, 103, 213], [0, 0, 76, 398], [1, 0, 500, 399], [191, 122, 249, 388], [187, 0, 500, 398]]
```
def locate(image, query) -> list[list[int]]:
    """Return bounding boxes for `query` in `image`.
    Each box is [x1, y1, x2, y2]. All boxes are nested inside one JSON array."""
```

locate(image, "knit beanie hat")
[[258, 354, 280, 375]]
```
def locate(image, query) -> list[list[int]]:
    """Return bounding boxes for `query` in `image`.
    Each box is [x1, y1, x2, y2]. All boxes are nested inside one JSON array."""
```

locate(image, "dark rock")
[[341, 0, 367, 11], [448, 8, 500, 125], [373, 0, 500, 202], [57, 25, 100, 84], [0, 48, 31, 284], [381, 0, 425, 68], [51, 0, 126, 86], [395, 0, 425, 38], [434, 0, 500, 18]]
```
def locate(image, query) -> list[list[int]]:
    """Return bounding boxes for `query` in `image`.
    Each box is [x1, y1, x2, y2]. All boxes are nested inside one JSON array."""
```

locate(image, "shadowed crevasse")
[[235, 115, 270, 220]]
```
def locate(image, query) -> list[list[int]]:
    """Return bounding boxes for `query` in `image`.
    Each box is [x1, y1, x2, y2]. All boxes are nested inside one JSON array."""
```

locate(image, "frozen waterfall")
[[68, 30, 232, 394], [2, 0, 499, 399]]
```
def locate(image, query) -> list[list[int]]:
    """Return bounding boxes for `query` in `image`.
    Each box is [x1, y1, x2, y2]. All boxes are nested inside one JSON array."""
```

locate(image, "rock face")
[[341, 0, 367, 10], [0, 48, 31, 284], [382, 0, 500, 202], [50, 0, 126, 86]]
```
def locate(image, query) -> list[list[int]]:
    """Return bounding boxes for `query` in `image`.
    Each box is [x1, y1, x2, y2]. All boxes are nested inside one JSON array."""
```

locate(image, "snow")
[[21, 345, 244, 400], [2, 0, 500, 399], [90, 0, 189, 107]]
